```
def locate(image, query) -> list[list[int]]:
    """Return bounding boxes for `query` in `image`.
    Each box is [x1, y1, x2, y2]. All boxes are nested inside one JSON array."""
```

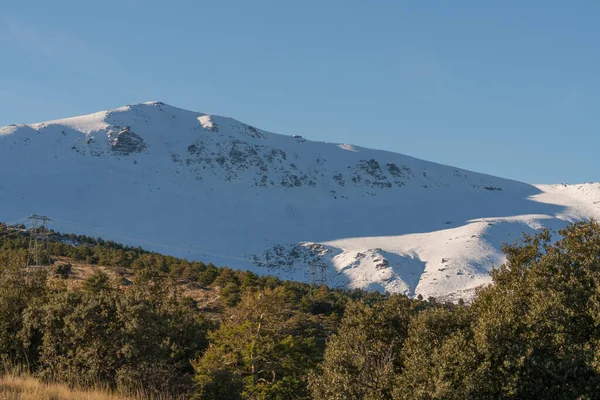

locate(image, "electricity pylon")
[[311, 259, 327, 286], [27, 215, 52, 267]]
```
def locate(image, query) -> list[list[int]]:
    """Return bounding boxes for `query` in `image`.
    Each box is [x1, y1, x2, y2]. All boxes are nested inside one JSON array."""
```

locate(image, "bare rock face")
[[111, 126, 147, 155], [251, 242, 337, 273]]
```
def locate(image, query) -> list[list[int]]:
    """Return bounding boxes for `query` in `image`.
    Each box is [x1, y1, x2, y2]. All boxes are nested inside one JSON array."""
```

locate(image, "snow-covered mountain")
[[1, 101, 599, 300]]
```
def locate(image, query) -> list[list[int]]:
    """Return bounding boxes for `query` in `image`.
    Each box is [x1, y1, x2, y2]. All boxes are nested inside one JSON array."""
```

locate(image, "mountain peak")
[[1, 103, 598, 300], [142, 100, 166, 106]]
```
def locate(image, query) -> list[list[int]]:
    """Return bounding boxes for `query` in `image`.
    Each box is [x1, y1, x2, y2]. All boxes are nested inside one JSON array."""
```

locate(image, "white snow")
[[1, 101, 598, 301], [30, 111, 110, 135], [338, 143, 359, 152], [197, 115, 215, 131]]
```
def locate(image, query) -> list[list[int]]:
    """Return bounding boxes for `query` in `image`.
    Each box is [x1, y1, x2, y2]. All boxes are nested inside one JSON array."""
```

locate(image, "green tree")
[[214, 267, 240, 288], [52, 263, 72, 279], [468, 222, 600, 399], [393, 306, 479, 400], [0, 259, 46, 364], [82, 271, 111, 293], [310, 295, 417, 400], [20, 284, 123, 385], [20, 270, 209, 395], [199, 264, 219, 287], [241, 271, 260, 291], [220, 282, 241, 307], [394, 221, 600, 400], [194, 288, 319, 399]]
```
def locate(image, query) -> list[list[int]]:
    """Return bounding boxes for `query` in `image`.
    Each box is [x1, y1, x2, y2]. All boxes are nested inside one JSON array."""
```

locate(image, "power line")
[[0, 218, 33, 241], [3, 214, 325, 280], [52, 216, 325, 276], [51, 216, 260, 264]]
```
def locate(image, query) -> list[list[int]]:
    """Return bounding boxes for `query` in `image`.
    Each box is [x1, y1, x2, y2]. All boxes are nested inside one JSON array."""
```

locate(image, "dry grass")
[[0, 374, 138, 400], [0, 366, 183, 400], [0, 373, 187, 400]]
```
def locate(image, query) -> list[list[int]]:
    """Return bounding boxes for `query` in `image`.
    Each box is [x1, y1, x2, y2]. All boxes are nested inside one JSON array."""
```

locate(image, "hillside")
[[1, 101, 599, 300]]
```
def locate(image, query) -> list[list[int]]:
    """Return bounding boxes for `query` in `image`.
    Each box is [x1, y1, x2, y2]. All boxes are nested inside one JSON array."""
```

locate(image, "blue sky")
[[1, 1, 598, 184]]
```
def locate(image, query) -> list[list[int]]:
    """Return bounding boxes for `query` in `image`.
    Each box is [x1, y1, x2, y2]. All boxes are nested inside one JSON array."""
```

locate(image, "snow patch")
[[0, 125, 19, 136], [198, 115, 217, 132], [338, 143, 359, 152]]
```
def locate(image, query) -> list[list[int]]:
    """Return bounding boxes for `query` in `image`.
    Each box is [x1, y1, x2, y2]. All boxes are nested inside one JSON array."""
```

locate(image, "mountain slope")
[[1, 101, 598, 300]]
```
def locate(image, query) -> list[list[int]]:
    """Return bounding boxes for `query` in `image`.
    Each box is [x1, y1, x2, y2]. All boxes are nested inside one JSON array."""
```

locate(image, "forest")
[[1, 220, 600, 399]]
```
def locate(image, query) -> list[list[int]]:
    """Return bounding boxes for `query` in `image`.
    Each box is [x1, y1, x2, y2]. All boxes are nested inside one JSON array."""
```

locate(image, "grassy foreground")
[[0, 373, 174, 400]]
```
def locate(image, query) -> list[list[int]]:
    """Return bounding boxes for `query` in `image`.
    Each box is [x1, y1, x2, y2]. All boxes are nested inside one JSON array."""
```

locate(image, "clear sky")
[[1, 1, 598, 184]]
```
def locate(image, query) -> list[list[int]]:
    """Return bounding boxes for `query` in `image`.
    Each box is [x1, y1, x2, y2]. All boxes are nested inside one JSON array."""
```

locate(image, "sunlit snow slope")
[[1, 102, 598, 300]]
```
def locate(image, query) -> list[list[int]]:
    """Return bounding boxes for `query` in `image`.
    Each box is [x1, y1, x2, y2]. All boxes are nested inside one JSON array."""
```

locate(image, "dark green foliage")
[[241, 270, 260, 291], [220, 282, 241, 307], [0, 225, 367, 397], [194, 288, 321, 399], [310, 295, 420, 399], [193, 369, 245, 400], [0, 262, 46, 364], [464, 222, 600, 399], [394, 306, 478, 400], [214, 267, 239, 287], [393, 221, 600, 400], [52, 263, 72, 278], [82, 271, 111, 293], [18, 272, 209, 396], [4, 220, 600, 398], [199, 264, 219, 286]]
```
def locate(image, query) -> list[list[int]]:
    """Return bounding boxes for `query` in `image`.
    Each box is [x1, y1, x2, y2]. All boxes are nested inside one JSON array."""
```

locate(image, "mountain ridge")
[[1, 101, 598, 300]]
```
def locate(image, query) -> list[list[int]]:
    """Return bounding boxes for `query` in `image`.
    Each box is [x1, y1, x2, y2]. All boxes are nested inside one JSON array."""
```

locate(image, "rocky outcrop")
[[110, 126, 147, 155]]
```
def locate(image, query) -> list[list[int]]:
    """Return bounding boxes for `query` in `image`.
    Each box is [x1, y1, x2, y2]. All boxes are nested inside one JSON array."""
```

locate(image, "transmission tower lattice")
[[27, 215, 52, 267], [310, 260, 328, 286]]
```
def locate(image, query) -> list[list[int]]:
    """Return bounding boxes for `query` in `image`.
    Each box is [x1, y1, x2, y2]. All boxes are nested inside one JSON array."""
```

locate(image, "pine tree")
[[194, 288, 319, 399]]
